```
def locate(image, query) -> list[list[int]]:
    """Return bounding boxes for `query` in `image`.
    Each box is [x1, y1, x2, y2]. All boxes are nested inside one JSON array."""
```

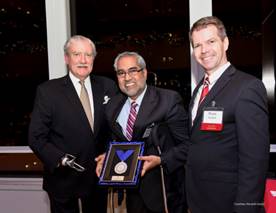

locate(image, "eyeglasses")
[[116, 68, 144, 78]]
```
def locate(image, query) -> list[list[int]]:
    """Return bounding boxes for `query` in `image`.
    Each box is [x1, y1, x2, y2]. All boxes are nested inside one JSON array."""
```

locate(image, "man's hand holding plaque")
[[138, 155, 161, 177], [95, 153, 105, 177]]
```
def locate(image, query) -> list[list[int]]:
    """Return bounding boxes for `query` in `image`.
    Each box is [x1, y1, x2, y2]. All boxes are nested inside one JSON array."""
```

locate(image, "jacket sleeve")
[[159, 92, 189, 174], [28, 85, 64, 172], [234, 79, 269, 213]]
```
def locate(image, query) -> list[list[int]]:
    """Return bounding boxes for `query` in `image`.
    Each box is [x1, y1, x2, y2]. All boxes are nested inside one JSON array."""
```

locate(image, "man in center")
[[96, 51, 189, 213]]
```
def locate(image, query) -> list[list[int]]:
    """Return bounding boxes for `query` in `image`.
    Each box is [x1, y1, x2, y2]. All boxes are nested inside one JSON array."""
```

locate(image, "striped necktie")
[[126, 102, 138, 141], [198, 77, 210, 104]]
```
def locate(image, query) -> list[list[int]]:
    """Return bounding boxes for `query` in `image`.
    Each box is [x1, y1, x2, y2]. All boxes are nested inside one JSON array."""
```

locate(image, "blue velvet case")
[[98, 141, 144, 187]]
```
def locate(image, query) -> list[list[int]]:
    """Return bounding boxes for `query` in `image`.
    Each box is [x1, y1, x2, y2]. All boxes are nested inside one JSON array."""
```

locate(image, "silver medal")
[[114, 161, 128, 174]]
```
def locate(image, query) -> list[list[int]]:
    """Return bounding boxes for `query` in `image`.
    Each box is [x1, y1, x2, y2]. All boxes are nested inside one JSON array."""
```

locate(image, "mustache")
[[76, 64, 89, 68]]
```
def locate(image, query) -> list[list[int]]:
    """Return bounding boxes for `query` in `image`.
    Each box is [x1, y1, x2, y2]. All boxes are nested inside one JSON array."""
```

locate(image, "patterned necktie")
[[199, 77, 210, 104], [126, 102, 138, 141], [79, 80, 93, 130]]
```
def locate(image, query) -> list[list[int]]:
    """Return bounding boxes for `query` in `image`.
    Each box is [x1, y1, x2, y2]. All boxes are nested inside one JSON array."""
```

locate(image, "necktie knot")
[[203, 77, 210, 86], [79, 80, 85, 86], [131, 101, 138, 110]]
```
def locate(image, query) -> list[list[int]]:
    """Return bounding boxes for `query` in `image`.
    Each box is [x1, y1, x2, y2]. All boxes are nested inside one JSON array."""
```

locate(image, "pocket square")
[[103, 95, 110, 104]]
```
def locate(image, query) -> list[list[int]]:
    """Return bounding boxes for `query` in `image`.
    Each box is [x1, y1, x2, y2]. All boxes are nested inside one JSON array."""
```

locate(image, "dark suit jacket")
[[105, 85, 189, 212], [187, 65, 270, 213], [29, 74, 118, 198]]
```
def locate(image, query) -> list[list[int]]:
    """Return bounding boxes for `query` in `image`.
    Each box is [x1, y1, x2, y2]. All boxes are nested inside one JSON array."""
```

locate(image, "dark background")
[[0, 0, 275, 175]]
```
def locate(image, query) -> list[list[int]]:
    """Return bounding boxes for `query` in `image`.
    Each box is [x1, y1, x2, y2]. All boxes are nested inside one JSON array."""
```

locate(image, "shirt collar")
[[69, 72, 91, 88], [206, 62, 231, 85]]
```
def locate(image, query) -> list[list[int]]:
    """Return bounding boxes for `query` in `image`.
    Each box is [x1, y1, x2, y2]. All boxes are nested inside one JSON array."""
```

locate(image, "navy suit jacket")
[[187, 65, 270, 213], [29, 74, 118, 198], [105, 85, 189, 212]]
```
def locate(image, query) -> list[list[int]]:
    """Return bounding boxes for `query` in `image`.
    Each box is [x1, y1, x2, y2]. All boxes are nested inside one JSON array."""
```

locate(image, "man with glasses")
[[96, 51, 189, 213], [29, 35, 118, 213]]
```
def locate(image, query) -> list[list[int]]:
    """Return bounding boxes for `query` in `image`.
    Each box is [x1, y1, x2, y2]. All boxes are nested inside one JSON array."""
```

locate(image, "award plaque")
[[99, 141, 144, 187]]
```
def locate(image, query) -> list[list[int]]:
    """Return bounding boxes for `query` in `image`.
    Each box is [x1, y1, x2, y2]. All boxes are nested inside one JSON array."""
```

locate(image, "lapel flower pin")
[[103, 95, 110, 104]]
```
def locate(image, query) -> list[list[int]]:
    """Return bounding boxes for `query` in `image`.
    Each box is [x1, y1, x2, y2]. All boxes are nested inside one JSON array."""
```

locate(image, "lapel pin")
[[103, 95, 110, 104]]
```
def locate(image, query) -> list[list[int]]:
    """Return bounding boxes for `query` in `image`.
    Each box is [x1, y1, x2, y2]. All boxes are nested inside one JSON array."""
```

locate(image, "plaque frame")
[[98, 141, 144, 187]]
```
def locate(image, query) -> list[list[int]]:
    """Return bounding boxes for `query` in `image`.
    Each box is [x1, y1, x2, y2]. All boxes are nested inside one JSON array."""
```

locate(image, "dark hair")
[[189, 16, 227, 46]]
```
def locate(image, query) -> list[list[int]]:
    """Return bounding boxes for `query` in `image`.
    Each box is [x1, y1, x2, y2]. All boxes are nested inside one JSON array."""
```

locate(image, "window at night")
[[0, 0, 48, 146], [71, 0, 191, 108]]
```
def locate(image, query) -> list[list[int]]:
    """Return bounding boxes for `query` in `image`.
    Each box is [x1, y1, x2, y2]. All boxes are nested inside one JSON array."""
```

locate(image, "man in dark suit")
[[28, 35, 118, 213], [96, 51, 189, 213], [186, 16, 270, 213]]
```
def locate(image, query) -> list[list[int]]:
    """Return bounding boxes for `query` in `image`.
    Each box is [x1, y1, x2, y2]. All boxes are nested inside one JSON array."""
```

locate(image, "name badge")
[[201, 108, 223, 131], [142, 123, 155, 138]]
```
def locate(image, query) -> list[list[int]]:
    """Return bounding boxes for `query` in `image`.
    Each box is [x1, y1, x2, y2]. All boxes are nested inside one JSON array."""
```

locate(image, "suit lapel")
[[132, 86, 157, 139], [91, 76, 103, 135], [189, 79, 204, 129], [192, 66, 236, 129], [61, 75, 93, 132], [110, 94, 129, 140]]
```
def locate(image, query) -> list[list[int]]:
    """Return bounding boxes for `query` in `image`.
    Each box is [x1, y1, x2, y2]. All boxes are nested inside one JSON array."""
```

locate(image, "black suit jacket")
[[29, 74, 118, 198], [187, 65, 270, 213], [105, 85, 189, 212]]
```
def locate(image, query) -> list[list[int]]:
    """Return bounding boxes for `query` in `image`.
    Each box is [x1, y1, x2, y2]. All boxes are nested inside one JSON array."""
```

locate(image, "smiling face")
[[191, 24, 229, 75], [116, 55, 147, 100], [64, 38, 95, 80]]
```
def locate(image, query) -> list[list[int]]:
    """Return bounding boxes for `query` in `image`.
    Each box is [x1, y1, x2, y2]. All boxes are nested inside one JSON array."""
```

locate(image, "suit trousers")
[[48, 187, 107, 213], [126, 190, 162, 213]]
